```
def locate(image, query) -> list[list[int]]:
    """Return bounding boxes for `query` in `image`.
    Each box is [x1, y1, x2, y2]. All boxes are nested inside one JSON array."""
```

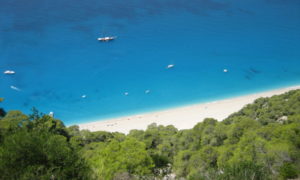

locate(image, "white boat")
[[4, 70, 15, 75], [97, 36, 116, 42], [223, 69, 228, 73], [10, 85, 21, 91], [166, 64, 174, 69]]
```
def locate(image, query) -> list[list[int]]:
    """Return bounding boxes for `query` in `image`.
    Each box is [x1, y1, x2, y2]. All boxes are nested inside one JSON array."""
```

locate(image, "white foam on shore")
[[78, 85, 300, 134]]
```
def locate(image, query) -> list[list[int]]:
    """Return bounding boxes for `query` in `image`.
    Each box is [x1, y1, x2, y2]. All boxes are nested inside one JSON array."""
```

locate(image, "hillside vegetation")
[[0, 90, 300, 180]]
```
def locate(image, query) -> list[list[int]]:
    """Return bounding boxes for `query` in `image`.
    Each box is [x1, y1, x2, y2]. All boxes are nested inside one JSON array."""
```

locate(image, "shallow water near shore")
[[1, 0, 300, 125]]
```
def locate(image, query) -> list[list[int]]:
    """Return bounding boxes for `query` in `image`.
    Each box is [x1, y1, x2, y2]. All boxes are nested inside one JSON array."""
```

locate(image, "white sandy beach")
[[78, 85, 300, 134]]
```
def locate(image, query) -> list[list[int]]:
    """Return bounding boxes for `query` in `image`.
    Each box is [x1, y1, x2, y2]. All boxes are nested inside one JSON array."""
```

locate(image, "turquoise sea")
[[1, 0, 300, 125]]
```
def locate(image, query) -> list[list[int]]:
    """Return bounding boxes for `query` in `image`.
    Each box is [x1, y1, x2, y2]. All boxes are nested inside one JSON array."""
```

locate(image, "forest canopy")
[[0, 90, 300, 179]]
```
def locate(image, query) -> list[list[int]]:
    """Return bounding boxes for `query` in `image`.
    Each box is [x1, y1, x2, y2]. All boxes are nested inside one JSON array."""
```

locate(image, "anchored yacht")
[[97, 36, 116, 42], [4, 70, 15, 75]]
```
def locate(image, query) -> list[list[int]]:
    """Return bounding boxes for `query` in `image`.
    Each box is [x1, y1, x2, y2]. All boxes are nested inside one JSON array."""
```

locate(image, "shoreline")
[[78, 85, 300, 134]]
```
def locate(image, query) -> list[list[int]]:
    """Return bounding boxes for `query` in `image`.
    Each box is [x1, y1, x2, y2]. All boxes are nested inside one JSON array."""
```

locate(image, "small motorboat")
[[10, 85, 21, 91], [166, 64, 175, 69], [223, 69, 228, 73], [97, 36, 116, 42], [4, 70, 15, 75]]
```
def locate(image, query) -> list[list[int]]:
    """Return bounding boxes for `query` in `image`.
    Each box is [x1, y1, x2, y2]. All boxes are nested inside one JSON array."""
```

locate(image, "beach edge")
[[78, 85, 300, 134]]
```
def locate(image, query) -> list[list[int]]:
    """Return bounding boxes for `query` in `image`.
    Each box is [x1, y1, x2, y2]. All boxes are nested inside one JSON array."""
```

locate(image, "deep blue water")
[[1, 0, 300, 125]]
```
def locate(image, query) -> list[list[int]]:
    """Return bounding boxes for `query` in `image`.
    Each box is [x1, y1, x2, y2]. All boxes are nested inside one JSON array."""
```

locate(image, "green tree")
[[0, 110, 29, 133], [0, 97, 5, 118], [279, 162, 298, 179], [218, 161, 270, 180], [84, 138, 154, 179], [0, 130, 89, 180]]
